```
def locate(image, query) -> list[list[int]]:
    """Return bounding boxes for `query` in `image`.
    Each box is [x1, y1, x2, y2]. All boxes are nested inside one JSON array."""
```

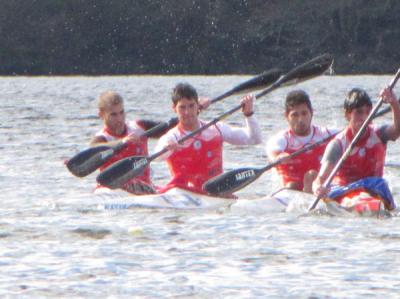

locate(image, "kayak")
[[94, 187, 234, 210], [93, 187, 391, 216], [94, 187, 318, 212]]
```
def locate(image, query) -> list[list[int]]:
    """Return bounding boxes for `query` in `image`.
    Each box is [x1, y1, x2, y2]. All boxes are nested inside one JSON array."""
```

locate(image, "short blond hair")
[[98, 91, 124, 111]]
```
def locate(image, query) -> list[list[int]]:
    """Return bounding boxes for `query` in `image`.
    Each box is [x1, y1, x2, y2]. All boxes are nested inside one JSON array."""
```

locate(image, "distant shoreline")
[[1, 1, 398, 76]]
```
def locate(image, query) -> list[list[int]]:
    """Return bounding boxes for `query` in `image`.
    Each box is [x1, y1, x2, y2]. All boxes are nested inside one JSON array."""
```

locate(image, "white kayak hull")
[[92, 187, 391, 217], [94, 187, 234, 210], [93, 187, 319, 212], [95, 188, 390, 216], [232, 188, 318, 214]]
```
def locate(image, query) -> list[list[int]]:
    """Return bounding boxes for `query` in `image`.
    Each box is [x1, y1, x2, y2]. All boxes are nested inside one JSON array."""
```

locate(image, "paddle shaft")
[[309, 68, 400, 211]]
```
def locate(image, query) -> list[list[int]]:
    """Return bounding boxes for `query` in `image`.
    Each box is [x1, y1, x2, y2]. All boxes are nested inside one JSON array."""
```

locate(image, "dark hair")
[[172, 82, 198, 105], [344, 88, 372, 112], [285, 90, 312, 114]]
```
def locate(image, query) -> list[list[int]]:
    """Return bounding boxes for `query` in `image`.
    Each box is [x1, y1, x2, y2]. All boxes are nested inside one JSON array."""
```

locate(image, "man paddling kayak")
[[154, 82, 262, 196], [91, 91, 176, 194], [312, 87, 400, 210], [266, 90, 338, 193]]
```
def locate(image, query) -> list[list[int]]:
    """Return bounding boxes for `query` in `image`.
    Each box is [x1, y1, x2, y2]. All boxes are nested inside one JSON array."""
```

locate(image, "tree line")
[[1, 0, 399, 75]]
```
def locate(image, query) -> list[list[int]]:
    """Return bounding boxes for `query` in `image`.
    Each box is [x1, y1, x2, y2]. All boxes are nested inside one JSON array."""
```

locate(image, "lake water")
[[1, 74, 400, 298]]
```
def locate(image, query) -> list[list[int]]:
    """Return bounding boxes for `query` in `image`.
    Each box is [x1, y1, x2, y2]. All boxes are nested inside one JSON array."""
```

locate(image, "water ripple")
[[0, 75, 399, 298]]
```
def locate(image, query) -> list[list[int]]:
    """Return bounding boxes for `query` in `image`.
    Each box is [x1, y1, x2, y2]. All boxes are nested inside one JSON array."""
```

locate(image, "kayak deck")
[[95, 187, 234, 210], [93, 187, 392, 216]]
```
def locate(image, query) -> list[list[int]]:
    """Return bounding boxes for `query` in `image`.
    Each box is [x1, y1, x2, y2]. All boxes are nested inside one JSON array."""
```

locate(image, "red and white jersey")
[[331, 125, 386, 185], [155, 117, 262, 194], [95, 120, 151, 185], [266, 125, 336, 190]]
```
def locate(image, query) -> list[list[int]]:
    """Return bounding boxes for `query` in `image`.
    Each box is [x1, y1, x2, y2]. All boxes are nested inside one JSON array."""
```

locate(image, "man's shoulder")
[[371, 123, 388, 134], [371, 124, 390, 144], [271, 128, 289, 138], [158, 126, 179, 142], [325, 137, 342, 154], [266, 129, 289, 143], [127, 120, 141, 129], [266, 129, 288, 152], [94, 128, 104, 137], [314, 125, 340, 135], [91, 134, 107, 144]]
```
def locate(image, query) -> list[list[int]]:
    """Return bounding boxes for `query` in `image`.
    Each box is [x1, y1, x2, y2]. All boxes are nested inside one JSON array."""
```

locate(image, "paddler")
[[154, 82, 262, 196], [91, 90, 175, 194], [312, 87, 400, 210], [266, 89, 338, 193]]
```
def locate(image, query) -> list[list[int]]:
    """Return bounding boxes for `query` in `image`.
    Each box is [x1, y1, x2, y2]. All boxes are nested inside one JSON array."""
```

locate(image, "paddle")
[[204, 134, 335, 195], [96, 54, 334, 189], [308, 68, 400, 211], [66, 69, 281, 177]]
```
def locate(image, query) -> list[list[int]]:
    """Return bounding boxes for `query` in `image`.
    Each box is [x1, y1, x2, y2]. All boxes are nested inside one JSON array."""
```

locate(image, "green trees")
[[0, 0, 399, 75]]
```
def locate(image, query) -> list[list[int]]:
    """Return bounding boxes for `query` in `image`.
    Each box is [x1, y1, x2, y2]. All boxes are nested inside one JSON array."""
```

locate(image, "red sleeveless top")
[[333, 126, 386, 185], [276, 126, 333, 190], [160, 122, 223, 194], [97, 121, 151, 184]]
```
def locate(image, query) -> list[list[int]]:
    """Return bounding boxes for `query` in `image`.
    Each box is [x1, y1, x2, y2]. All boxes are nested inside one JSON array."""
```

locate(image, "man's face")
[[173, 97, 199, 129], [345, 105, 372, 133], [99, 103, 126, 135], [285, 103, 313, 136]]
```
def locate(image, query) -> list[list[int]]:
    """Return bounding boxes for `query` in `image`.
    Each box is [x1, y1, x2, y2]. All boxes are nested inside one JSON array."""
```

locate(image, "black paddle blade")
[[255, 54, 334, 100], [282, 53, 333, 86], [96, 156, 149, 189], [233, 69, 282, 93], [143, 117, 179, 138], [203, 167, 263, 195], [66, 145, 115, 177]]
